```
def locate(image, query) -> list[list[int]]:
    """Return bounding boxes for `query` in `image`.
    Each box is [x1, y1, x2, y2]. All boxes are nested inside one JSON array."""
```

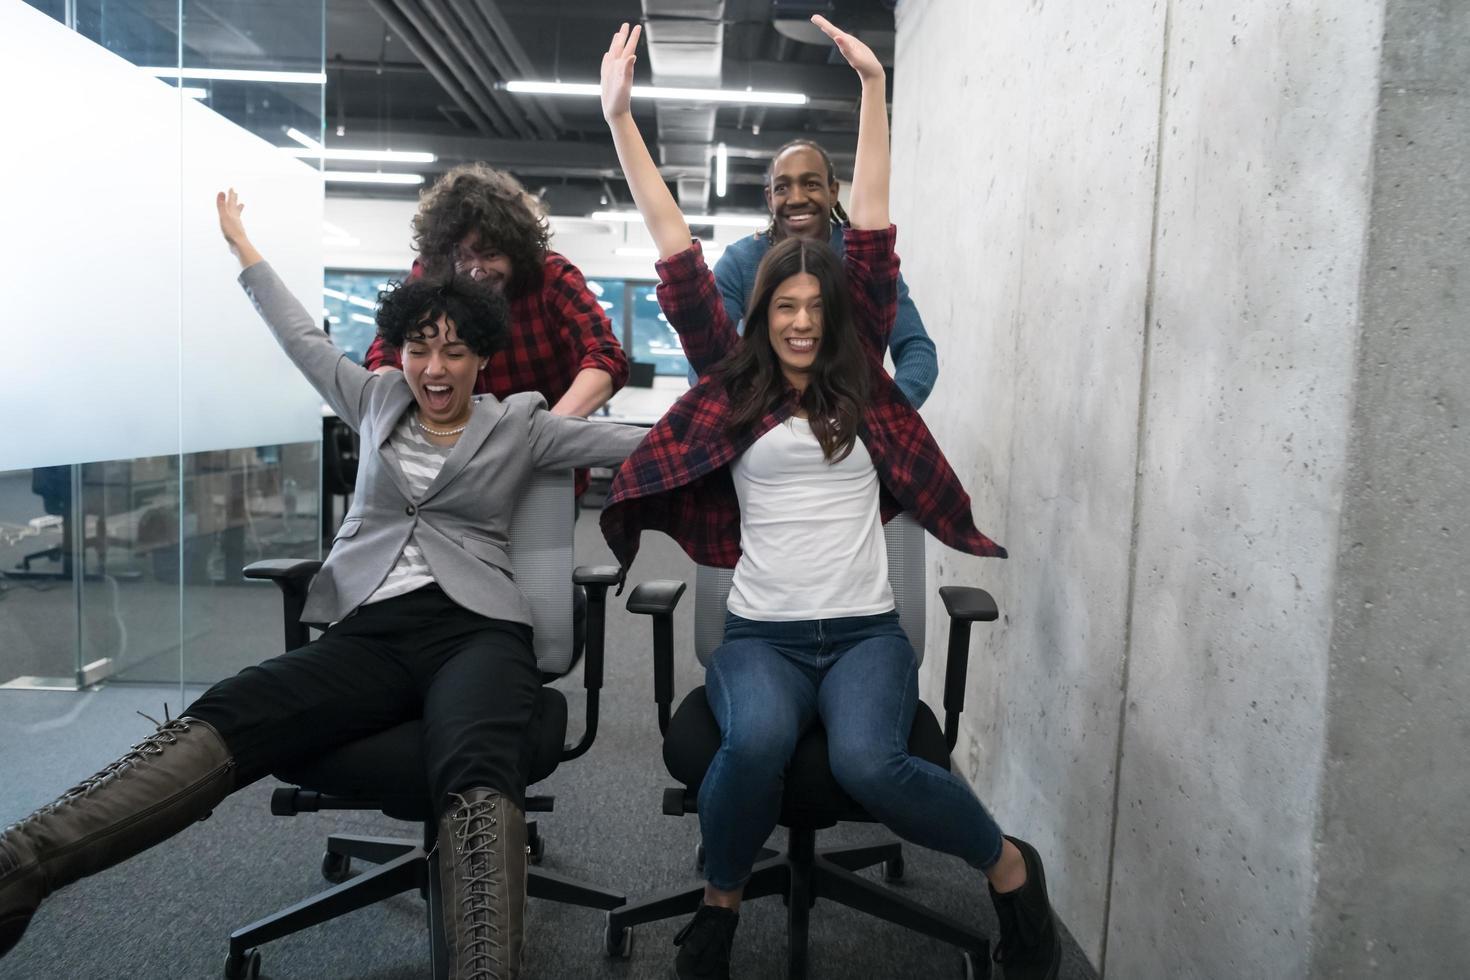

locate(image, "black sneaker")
[[988, 836, 1062, 980], [671, 903, 739, 980]]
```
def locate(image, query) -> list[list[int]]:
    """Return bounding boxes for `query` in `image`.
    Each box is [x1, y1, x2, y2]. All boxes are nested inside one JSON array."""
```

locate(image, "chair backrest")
[[693, 513, 927, 667], [507, 469, 577, 675]]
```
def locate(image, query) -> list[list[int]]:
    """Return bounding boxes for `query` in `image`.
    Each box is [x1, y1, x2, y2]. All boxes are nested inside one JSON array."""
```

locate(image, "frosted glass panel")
[[0, 2, 322, 471]]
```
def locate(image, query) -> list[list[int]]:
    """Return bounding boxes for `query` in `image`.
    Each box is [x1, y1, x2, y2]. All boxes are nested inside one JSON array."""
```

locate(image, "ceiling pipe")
[[386, 0, 520, 138], [415, 0, 538, 141], [364, 0, 497, 137], [468, 0, 565, 136]]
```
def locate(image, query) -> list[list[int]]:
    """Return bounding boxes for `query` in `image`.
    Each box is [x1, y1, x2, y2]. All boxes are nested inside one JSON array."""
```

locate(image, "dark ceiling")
[[32, 0, 899, 218], [318, 0, 900, 214]]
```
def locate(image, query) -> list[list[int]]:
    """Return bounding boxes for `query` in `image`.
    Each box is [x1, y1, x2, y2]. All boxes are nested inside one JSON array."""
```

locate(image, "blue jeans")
[[698, 610, 1005, 891]]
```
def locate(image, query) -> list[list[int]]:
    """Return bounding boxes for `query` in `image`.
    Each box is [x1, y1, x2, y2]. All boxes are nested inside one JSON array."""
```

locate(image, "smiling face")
[[452, 231, 515, 292], [766, 272, 823, 390], [765, 145, 839, 242], [400, 314, 486, 428]]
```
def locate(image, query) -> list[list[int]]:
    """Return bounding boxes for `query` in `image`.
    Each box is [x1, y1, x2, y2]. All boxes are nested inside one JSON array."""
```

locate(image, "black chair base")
[[228, 823, 626, 980], [605, 826, 991, 980]]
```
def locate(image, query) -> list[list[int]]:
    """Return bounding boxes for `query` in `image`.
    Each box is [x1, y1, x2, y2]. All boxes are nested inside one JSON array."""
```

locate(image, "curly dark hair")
[[375, 274, 510, 357], [717, 237, 868, 463], [412, 163, 551, 298]]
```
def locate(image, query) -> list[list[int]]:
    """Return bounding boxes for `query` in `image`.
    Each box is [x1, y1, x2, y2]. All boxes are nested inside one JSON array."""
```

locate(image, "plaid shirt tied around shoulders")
[[599, 226, 1006, 582]]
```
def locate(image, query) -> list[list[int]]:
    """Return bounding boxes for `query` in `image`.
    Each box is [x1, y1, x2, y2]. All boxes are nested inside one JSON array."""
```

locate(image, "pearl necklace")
[[415, 415, 468, 437]]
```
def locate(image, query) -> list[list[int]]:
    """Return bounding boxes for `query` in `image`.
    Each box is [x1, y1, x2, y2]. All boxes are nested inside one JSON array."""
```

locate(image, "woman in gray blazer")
[[0, 191, 646, 980]]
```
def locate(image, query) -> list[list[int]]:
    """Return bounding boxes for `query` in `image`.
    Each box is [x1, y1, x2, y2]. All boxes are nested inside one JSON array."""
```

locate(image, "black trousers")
[[185, 586, 540, 812]]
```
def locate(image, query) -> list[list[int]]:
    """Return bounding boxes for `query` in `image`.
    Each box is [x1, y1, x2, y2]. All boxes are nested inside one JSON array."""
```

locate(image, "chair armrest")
[[939, 586, 999, 622], [626, 580, 687, 735], [561, 567, 622, 762], [573, 565, 621, 587], [243, 558, 324, 586], [936, 586, 1000, 752], [571, 564, 620, 695], [244, 558, 324, 652]]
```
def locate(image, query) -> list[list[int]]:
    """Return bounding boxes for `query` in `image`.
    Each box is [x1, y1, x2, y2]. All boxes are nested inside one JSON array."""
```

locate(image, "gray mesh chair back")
[[507, 469, 576, 675], [692, 512, 928, 666]]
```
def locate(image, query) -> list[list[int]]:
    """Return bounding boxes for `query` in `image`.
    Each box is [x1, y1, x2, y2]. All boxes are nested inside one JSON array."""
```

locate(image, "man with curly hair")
[[365, 164, 630, 497]]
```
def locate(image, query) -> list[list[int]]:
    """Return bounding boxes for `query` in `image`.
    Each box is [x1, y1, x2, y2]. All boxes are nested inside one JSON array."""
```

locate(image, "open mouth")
[[422, 383, 454, 413], [785, 337, 817, 355], [782, 211, 818, 231]]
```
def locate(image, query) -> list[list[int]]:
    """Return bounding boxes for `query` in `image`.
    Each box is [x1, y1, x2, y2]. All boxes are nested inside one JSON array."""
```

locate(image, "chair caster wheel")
[[604, 919, 634, 958], [321, 850, 351, 883], [528, 832, 546, 865], [224, 947, 261, 980], [694, 842, 705, 872], [961, 948, 991, 979], [882, 854, 905, 882]]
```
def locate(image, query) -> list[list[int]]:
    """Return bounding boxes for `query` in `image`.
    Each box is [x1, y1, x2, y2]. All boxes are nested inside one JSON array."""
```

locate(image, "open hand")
[[601, 22, 641, 122], [216, 188, 251, 256], [811, 15, 884, 83], [216, 188, 263, 268]]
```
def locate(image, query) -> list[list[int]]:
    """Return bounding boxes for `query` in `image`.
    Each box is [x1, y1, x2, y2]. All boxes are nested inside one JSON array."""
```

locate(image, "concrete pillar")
[[889, 0, 1466, 976]]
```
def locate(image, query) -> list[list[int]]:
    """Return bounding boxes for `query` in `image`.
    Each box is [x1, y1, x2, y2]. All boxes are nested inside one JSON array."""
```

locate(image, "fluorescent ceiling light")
[[283, 146, 436, 164], [504, 80, 806, 107], [350, 313, 376, 325], [324, 171, 424, 185], [322, 287, 349, 301], [585, 280, 605, 297], [142, 67, 326, 85], [597, 300, 615, 310], [593, 210, 766, 229], [715, 143, 728, 199], [181, 86, 208, 99], [287, 127, 321, 150], [347, 295, 376, 310], [296, 128, 432, 166]]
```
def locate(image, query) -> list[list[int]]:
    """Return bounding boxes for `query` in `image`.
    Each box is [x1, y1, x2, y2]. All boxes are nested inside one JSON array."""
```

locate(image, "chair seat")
[[662, 686, 949, 828], [274, 686, 568, 821]]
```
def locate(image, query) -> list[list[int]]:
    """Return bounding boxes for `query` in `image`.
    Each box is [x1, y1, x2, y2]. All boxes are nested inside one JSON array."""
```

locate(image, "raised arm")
[[813, 15, 889, 230], [216, 189, 376, 428], [600, 24, 690, 259]]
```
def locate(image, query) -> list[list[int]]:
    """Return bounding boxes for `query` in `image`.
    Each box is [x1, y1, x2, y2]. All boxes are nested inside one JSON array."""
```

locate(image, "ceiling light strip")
[[141, 67, 327, 85], [504, 80, 806, 107]]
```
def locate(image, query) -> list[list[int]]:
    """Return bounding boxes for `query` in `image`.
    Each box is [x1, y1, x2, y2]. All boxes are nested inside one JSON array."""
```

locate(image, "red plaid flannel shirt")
[[364, 250, 629, 496], [600, 226, 1006, 580]]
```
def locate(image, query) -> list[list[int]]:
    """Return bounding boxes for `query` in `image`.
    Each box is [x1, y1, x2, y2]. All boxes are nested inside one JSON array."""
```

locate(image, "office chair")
[[223, 470, 624, 980], [609, 514, 1000, 980]]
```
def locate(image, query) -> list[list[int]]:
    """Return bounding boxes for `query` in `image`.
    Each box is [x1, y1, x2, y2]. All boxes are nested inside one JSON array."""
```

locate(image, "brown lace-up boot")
[[0, 716, 235, 959], [436, 789, 529, 980]]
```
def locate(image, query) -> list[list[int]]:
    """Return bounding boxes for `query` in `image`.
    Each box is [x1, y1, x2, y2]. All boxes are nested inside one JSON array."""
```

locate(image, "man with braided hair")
[[687, 139, 940, 408]]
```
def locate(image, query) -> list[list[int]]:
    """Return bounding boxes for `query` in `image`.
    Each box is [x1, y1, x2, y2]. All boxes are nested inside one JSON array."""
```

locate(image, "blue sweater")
[[685, 226, 939, 407]]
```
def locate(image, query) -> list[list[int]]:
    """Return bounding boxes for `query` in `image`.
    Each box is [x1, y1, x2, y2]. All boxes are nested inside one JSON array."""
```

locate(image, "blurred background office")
[[2, 1, 1467, 978]]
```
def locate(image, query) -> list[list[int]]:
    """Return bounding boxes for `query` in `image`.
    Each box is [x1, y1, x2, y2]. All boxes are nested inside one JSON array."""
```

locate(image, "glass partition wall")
[[1, 2, 326, 823]]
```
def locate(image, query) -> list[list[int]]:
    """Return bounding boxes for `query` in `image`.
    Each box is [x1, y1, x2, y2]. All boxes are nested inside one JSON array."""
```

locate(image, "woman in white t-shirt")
[[598, 18, 1063, 980]]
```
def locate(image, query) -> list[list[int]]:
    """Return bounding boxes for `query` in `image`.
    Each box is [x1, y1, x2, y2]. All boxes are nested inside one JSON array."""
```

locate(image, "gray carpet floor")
[[0, 512, 1098, 980]]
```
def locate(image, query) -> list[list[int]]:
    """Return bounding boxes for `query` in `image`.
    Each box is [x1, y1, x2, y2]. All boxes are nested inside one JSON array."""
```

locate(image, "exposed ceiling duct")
[[642, 0, 725, 212], [366, 0, 561, 142]]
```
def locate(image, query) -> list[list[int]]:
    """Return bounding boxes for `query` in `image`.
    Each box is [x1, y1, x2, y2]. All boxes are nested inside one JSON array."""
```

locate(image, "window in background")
[[630, 285, 692, 378], [323, 270, 399, 363]]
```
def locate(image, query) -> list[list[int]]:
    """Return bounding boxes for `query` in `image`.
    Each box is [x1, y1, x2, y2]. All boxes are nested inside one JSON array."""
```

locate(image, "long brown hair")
[[717, 237, 869, 462]]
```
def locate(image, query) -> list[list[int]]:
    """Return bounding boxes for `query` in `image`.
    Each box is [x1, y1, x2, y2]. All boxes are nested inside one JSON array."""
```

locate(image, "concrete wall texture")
[[891, 1, 1466, 978]]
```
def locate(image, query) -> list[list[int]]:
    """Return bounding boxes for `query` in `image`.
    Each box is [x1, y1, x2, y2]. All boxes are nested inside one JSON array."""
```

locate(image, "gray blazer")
[[239, 261, 646, 626]]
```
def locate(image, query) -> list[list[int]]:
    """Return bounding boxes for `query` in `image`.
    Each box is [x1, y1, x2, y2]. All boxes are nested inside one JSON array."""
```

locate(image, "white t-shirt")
[[361, 414, 451, 605], [727, 416, 894, 621]]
